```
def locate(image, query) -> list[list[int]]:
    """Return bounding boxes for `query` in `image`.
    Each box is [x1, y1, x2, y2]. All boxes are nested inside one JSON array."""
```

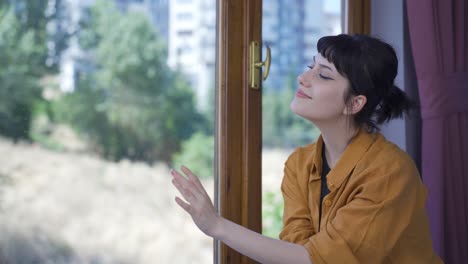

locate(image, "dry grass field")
[[0, 137, 289, 264]]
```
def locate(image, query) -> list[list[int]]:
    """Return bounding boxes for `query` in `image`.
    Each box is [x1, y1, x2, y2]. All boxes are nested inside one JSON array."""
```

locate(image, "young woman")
[[170, 34, 443, 264]]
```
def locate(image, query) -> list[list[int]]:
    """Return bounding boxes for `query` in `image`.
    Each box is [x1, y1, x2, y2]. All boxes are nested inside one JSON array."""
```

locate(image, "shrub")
[[171, 132, 214, 179], [262, 190, 284, 238]]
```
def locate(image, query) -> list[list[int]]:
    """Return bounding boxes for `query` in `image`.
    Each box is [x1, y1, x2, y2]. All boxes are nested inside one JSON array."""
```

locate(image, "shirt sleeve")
[[279, 152, 316, 245], [304, 152, 428, 264]]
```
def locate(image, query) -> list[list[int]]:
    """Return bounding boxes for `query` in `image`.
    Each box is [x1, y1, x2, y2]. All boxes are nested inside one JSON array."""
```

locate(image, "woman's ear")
[[343, 95, 367, 115]]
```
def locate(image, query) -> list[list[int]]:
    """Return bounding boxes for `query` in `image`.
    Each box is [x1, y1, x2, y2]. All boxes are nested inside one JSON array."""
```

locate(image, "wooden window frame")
[[215, 1, 262, 263], [345, 0, 371, 34], [215, 1, 370, 263]]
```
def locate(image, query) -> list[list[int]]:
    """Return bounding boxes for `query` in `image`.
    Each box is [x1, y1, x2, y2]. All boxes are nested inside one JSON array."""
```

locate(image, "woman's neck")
[[317, 121, 359, 168]]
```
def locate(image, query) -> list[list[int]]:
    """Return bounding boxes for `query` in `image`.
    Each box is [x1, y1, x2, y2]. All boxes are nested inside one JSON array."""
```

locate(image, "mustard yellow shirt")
[[279, 129, 443, 264]]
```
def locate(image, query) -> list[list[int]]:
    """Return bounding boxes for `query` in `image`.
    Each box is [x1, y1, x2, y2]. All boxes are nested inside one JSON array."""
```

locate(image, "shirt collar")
[[310, 135, 324, 181], [309, 127, 378, 191]]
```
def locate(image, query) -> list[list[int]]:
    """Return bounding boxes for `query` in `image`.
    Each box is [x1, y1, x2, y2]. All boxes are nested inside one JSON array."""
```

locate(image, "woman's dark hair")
[[317, 34, 415, 132]]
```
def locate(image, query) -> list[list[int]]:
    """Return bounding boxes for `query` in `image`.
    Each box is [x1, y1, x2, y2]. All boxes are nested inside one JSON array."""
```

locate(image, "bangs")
[[317, 34, 360, 79]]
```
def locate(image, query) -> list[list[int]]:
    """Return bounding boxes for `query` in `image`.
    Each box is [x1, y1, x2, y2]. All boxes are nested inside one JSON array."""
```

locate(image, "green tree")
[[172, 132, 214, 179], [55, 0, 204, 163], [262, 190, 284, 238], [0, 9, 44, 140], [0, 1, 70, 141], [262, 84, 319, 149]]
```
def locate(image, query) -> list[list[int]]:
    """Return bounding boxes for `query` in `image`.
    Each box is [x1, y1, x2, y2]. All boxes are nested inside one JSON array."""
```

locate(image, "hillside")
[[0, 138, 288, 264]]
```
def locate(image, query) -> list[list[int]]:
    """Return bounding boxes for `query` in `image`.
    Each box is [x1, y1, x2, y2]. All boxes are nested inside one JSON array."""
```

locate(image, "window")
[[216, 1, 370, 263], [176, 12, 193, 21], [0, 0, 370, 263], [177, 29, 193, 36], [0, 1, 215, 263]]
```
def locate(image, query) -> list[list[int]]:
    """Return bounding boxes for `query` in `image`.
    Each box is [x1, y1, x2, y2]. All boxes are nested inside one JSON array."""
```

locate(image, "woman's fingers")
[[171, 166, 219, 237], [171, 177, 193, 203], [181, 166, 201, 187], [171, 169, 199, 202], [175, 196, 192, 214], [181, 165, 210, 198]]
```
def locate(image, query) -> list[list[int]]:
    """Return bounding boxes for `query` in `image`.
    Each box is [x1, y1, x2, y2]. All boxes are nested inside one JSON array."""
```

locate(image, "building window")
[[176, 12, 193, 21], [177, 30, 193, 37]]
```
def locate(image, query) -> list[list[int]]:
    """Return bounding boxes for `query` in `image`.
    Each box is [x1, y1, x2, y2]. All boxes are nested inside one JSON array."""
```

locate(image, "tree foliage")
[[172, 132, 214, 179], [0, 0, 70, 140], [263, 84, 319, 149], [54, 0, 203, 163], [0, 8, 44, 140]]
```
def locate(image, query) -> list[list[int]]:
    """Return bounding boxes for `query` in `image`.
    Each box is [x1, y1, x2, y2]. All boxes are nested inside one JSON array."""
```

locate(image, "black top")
[[319, 146, 331, 231]]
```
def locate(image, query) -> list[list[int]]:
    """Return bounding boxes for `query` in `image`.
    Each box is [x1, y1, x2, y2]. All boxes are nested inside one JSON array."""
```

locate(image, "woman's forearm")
[[170, 167, 310, 263], [213, 217, 312, 264]]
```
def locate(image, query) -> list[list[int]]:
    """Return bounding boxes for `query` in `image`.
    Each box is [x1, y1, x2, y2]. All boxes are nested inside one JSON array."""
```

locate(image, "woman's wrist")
[[210, 215, 226, 240]]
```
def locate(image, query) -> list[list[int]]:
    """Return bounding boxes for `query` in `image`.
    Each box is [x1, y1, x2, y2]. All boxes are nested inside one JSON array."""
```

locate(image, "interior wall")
[[370, 0, 421, 170]]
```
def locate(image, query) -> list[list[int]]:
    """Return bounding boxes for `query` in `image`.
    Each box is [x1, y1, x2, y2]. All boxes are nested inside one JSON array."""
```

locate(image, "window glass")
[[0, 0, 215, 263], [261, 0, 342, 239]]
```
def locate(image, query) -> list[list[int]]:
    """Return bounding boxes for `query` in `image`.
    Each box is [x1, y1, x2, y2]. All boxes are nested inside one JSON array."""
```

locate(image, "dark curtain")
[[406, 0, 468, 263]]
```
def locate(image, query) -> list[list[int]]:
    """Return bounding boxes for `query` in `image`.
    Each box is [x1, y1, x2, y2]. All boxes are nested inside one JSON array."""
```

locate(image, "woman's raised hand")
[[170, 166, 222, 238]]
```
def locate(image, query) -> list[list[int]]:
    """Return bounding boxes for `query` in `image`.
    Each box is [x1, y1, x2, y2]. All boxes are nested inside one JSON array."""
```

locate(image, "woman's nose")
[[297, 74, 310, 87]]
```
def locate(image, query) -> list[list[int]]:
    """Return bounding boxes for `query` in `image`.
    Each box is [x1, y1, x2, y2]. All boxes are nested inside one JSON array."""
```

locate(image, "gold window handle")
[[250, 41, 271, 89]]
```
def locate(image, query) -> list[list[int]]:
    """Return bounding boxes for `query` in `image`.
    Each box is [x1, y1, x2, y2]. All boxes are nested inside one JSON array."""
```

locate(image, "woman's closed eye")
[[319, 73, 332, 80], [307, 65, 332, 80]]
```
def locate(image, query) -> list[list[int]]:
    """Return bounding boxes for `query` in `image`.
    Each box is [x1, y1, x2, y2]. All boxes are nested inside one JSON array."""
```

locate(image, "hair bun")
[[375, 85, 415, 124]]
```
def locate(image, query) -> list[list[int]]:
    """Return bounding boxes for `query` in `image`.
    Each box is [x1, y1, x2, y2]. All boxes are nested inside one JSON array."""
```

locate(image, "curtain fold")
[[406, 0, 468, 263]]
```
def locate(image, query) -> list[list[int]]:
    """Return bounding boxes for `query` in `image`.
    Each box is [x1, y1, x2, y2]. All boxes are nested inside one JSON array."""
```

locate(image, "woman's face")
[[290, 53, 351, 123]]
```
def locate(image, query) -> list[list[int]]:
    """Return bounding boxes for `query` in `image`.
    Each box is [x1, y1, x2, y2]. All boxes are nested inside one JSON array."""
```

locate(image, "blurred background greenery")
[[0, 0, 318, 242], [0, 0, 314, 173]]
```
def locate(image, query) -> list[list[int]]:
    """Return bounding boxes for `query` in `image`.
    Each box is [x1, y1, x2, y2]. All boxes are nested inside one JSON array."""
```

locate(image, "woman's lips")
[[296, 89, 312, 99]]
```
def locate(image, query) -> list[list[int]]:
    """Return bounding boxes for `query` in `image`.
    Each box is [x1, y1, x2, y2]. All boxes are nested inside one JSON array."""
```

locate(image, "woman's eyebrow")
[[313, 56, 334, 72]]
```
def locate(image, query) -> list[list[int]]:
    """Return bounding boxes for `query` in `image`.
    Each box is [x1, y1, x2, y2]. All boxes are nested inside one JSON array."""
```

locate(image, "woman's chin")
[[290, 100, 309, 116], [290, 104, 316, 123], [289, 98, 303, 113]]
